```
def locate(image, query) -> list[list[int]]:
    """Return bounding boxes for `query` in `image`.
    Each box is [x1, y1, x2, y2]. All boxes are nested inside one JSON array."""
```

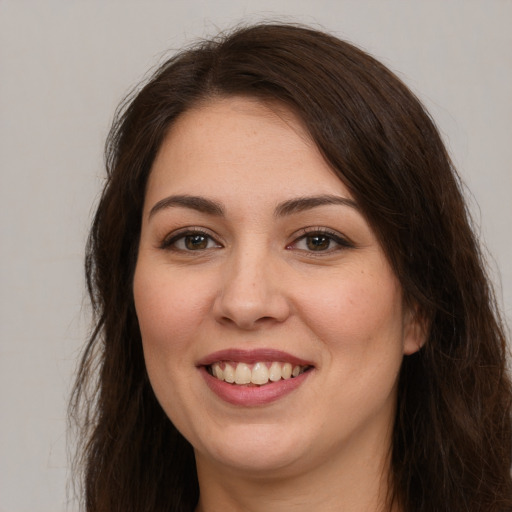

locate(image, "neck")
[[194, 436, 399, 512]]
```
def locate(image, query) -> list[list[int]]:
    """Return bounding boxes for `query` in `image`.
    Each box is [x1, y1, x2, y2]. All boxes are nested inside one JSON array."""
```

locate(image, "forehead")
[[145, 97, 352, 209]]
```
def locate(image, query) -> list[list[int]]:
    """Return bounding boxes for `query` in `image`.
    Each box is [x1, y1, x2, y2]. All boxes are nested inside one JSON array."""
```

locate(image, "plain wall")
[[1, 1, 510, 511]]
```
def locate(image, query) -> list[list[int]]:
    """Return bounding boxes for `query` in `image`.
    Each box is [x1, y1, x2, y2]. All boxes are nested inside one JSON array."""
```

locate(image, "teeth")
[[213, 363, 224, 380], [209, 361, 309, 386], [251, 362, 269, 385], [269, 362, 282, 382], [235, 362, 252, 384], [223, 363, 235, 383], [282, 363, 292, 379]]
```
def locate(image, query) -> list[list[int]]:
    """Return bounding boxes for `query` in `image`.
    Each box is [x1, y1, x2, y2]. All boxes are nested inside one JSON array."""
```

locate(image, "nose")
[[212, 246, 291, 330]]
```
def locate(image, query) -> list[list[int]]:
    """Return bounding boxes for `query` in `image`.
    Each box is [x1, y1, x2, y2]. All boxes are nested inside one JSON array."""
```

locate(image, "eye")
[[289, 229, 353, 253], [161, 229, 222, 252]]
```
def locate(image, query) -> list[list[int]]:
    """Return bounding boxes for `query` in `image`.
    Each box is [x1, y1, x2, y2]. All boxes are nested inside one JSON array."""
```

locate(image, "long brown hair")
[[71, 23, 512, 511]]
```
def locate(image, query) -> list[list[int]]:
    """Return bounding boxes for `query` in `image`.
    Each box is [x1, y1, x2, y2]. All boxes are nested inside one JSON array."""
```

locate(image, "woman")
[[71, 24, 512, 511]]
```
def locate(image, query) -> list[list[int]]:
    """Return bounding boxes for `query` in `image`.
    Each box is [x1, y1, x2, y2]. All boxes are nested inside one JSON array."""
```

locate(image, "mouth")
[[197, 349, 315, 405], [206, 361, 313, 386]]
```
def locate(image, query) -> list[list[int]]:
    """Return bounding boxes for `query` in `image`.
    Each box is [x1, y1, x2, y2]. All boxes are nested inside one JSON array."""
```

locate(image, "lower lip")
[[200, 367, 312, 406]]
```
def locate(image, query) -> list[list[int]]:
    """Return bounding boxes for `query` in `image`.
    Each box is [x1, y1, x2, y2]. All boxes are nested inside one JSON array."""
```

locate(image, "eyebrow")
[[274, 195, 359, 217], [148, 195, 224, 219], [148, 193, 359, 220]]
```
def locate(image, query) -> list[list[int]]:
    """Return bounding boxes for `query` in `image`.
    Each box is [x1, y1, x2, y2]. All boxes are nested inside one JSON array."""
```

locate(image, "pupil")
[[185, 235, 207, 250], [307, 235, 329, 251]]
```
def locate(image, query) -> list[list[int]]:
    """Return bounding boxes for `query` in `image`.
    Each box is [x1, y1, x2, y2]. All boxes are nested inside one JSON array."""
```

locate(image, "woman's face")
[[133, 97, 423, 479]]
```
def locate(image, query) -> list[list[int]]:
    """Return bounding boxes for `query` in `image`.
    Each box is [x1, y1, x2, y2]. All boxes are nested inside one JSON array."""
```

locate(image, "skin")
[[133, 97, 424, 512]]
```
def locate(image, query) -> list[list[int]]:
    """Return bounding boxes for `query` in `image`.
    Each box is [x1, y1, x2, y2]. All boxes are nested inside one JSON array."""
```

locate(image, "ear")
[[402, 304, 428, 355]]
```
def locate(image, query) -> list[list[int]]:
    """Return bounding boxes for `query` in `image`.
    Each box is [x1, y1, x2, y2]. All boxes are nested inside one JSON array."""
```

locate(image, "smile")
[[198, 349, 315, 406], [207, 361, 311, 386]]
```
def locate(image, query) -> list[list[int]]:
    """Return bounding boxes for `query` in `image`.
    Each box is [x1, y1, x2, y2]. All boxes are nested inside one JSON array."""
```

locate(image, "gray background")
[[1, 1, 511, 511]]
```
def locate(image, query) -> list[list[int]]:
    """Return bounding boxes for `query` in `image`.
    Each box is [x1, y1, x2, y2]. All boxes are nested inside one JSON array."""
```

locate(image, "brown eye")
[[306, 235, 331, 251], [184, 234, 209, 250], [289, 229, 353, 253], [161, 230, 222, 252]]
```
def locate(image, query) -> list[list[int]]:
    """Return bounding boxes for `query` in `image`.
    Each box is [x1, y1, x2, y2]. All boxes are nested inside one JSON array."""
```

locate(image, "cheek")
[[295, 265, 405, 353], [133, 264, 213, 438], [133, 264, 214, 363]]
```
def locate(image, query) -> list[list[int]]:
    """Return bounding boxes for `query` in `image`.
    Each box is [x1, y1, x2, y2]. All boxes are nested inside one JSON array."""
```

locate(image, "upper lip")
[[196, 348, 314, 367]]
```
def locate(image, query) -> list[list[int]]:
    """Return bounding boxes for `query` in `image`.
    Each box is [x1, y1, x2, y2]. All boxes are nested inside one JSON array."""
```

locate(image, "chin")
[[194, 422, 310, 476]]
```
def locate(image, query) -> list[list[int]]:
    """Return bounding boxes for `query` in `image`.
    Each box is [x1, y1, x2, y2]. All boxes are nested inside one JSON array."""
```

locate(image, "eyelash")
[[160, 227, 353, 253], [288, 227, 354, 253], [160, 228, 222, 252]]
